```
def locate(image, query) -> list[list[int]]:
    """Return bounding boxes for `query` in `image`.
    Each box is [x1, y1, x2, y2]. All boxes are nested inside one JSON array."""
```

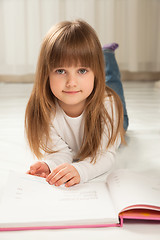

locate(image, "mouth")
[[62, 90, 81, 94]]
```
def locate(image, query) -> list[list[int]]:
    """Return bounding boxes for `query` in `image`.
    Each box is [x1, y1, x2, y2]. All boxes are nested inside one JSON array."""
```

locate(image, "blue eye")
[[56, 69, 65, 74], [78, 69, 87, 74]]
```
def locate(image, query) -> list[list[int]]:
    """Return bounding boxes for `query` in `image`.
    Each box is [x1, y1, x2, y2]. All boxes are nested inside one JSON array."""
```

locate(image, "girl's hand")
[[46, 163, 80, 187], [27, 161, 51, 178]]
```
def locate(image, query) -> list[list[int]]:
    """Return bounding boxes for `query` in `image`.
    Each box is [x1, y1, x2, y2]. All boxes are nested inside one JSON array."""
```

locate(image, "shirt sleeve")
[[72, 95, 121, 183], [43, 126, 73, 171], [72, 133, 121, 183]]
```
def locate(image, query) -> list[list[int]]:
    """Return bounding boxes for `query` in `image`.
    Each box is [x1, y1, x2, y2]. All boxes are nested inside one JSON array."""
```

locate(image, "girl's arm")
[[72, 145, 116, 183], [43, 126, 73, 170], [43, 127, 81, 187], [72, 117, 121, 183], [27, 129, 74, 180], [44, 129, 119, 185], [71, 97, 121, 183], [28, 127, 81, 186]]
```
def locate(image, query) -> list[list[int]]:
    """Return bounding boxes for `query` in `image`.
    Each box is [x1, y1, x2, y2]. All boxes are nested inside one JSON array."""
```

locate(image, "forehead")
[[53, 61, 90, 68], [50, 49, 94, 70]]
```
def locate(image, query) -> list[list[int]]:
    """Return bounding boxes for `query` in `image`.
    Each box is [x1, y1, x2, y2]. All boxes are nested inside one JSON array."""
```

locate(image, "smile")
[[62, 91, 81, 94]]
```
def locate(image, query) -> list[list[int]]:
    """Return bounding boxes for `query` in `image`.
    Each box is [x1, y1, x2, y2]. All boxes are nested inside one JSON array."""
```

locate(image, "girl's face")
[[49, 66, 94, 117]]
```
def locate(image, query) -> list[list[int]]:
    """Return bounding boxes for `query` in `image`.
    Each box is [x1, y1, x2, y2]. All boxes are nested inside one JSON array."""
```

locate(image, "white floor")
[[0, 81, 160, 239], [116, 81, 160, 174]]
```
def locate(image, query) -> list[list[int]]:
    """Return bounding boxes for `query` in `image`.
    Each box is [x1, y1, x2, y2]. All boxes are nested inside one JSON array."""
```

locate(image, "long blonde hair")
[[25, 19, 125, 162]]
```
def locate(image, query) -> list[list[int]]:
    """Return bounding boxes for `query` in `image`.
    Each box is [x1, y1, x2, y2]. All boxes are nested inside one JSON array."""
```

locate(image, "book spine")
[[119, 216, 124, 227], [0, 223, 121, 231]]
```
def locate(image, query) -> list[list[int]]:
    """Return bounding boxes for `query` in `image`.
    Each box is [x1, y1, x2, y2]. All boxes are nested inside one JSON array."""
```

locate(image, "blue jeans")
[[103, 49, 129, 131]]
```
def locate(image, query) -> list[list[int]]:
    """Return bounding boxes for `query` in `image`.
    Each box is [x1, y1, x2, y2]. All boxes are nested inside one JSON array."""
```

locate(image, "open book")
[[0, 169, 160, 231]]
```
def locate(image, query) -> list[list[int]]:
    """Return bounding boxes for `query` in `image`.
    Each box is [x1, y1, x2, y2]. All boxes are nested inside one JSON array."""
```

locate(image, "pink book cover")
[[0, 222, 121, 232], [119, 206, 160, 225]]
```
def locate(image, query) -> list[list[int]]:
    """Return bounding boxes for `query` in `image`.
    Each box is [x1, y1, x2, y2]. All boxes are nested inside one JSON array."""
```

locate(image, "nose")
[[66, 73, 77, 88]]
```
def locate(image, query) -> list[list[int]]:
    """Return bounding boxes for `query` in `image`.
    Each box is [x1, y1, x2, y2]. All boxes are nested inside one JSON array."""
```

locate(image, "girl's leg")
[[103, 43, 129, 131]]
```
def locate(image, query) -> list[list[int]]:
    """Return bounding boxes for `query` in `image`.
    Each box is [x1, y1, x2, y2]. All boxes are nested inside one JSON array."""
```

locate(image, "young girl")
[[25, 19, 126, 187]]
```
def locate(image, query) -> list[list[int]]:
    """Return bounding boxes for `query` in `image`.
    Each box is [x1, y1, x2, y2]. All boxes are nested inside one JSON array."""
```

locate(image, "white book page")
[[0, 171, 118, 227], [107, 169, 160, 214]]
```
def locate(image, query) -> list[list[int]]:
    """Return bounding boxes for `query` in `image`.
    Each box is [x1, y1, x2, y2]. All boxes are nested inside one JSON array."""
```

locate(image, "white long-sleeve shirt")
[[44, 98, 121, 183]]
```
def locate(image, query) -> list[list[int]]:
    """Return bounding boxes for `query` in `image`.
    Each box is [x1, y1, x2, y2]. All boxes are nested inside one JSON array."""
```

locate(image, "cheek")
[[49, 78, 55, 95], [87, 82, 94, 95], [49, 77, 62, 95], [86, 76, 94, 94]]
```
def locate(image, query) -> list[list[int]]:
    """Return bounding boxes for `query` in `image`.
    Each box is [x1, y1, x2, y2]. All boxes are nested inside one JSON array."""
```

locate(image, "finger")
[[32, 173, 47, 178], [65, 177, 79, 187], [29, 162, 42, 174], [46, 163, 69, 182], [54, 173, 73, 186], [46, 167, 69, 185], [46, 171, 56, 182], [31, 162, 48, 175], [40, 172, 47, 178]]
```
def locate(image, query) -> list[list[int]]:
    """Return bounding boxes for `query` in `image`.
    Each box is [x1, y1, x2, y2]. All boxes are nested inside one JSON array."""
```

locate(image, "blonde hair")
[[25, 19, 125, 162]]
